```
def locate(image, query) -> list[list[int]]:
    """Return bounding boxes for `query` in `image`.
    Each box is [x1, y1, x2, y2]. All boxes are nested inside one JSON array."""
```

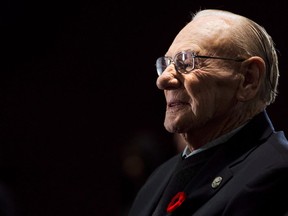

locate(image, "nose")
[[156, 64, 181, 90]]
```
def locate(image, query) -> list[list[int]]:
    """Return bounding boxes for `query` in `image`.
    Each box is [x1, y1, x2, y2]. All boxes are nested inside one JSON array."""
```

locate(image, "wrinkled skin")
[[156, 13, 266, 150]]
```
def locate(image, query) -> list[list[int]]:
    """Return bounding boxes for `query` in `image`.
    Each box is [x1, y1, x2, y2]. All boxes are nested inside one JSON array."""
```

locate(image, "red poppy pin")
[[166, 191, 187, 213]]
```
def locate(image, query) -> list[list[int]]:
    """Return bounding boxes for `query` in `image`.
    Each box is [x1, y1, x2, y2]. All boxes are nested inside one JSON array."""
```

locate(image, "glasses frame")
[[156, 50, 246, 76]]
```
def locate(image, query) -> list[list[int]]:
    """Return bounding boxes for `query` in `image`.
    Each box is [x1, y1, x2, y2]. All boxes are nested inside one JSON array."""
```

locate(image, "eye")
[[175, 52, 194, 72]]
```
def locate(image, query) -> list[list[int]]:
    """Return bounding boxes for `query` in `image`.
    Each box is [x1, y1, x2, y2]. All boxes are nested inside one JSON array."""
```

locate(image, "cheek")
[[193, 89, 217, 118], [184, 72, 238, 117], [185, 81, 217, 119]]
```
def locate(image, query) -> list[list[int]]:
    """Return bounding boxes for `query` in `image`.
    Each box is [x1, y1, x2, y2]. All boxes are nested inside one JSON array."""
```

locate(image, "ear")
[[236, 56, 265, 101]]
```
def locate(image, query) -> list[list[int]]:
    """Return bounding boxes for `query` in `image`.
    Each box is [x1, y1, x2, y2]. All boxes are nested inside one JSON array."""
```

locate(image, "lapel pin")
[[211, 176, 223, 188]]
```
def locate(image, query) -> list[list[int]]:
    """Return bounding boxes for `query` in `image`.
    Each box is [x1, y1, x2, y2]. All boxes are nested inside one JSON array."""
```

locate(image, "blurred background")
[[1, 0, 288, 215]]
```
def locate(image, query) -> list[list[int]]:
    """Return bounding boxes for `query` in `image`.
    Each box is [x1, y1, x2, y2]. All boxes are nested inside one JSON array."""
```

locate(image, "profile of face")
[[156, 14, 246, 134]]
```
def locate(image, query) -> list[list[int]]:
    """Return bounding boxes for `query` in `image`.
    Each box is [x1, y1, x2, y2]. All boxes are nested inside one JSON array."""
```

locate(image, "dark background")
[[1, 0, 287, 215]]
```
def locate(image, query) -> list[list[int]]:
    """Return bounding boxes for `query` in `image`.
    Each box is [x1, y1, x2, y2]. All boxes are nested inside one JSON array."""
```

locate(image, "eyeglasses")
[[156, 50, 246, 76]]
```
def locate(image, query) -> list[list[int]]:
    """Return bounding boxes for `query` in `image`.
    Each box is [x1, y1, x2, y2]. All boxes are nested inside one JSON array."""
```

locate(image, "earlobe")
[[236, 57, 265, 101]]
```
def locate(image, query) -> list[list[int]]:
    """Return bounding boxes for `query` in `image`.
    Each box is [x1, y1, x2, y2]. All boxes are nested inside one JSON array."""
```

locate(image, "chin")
[[164, 115, 196, 133], [164, 123, 185, 133]]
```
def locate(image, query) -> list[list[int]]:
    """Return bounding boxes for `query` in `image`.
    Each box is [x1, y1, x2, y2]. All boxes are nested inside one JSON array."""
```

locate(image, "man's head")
[[155, 9, 279, 146]]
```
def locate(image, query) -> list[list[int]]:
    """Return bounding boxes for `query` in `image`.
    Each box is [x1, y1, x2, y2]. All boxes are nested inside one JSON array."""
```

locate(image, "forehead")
[[167, 15, 234, 56]]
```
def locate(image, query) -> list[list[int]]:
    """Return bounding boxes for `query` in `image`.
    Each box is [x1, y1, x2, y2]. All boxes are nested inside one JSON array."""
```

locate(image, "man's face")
[[156, 16, 242, 134]]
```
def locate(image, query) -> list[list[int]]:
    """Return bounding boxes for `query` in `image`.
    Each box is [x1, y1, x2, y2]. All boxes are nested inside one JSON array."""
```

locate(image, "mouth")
[[167, 101, 190, 109]]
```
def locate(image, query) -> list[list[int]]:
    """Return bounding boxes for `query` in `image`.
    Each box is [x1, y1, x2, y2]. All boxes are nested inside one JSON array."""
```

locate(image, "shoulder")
[[260, 131, 288, 163]]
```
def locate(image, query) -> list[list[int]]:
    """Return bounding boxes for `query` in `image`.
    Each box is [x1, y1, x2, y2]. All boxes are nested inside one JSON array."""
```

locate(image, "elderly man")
[[128, 9, 288, 216]]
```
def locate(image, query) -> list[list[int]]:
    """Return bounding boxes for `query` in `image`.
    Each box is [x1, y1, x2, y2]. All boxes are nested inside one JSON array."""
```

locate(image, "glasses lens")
[[175, 51, 194, 73], [156, 57, 170, 76]]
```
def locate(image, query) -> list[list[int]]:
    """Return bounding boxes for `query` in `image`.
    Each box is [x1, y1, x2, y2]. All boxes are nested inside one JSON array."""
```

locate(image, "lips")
[[168, 101, 189, 107]]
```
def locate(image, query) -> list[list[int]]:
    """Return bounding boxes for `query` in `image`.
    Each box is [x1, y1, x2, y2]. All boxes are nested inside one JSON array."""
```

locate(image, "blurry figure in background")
[[0, 177, 16, 216], [121, 129, 176, 215], [128, 9, 288, 216]]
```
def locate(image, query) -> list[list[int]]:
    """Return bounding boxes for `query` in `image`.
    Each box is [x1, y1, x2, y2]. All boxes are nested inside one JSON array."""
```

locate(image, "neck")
[[183, 106, 264, 151]]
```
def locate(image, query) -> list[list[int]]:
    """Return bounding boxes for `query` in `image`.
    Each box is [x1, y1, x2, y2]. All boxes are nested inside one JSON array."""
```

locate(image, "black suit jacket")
[[128, 110, 288, 216]]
